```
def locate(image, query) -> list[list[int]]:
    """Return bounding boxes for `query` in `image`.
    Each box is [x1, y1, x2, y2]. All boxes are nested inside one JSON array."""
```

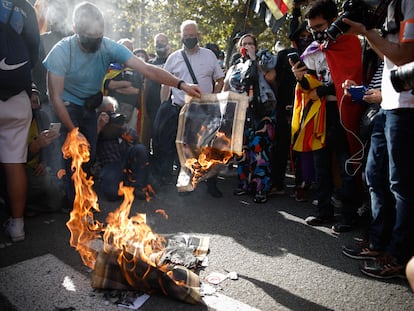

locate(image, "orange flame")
[[63, 128, 174, 286], [63, 129, 102, 269], [185, 131, 233, 186]]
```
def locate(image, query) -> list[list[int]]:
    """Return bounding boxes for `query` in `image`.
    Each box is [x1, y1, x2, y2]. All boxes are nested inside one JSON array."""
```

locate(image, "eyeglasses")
[[306, 22, 328, 33], [242, 42, 255, 46]]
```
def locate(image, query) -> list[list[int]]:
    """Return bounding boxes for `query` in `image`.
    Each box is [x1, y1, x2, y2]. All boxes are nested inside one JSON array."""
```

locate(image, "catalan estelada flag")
[[251, 0, 293, 32], [264, 0, 293, 20]]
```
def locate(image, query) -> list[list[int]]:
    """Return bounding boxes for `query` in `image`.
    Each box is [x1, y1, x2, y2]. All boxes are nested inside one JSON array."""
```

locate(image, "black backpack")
[[0, 0, 34, 100]]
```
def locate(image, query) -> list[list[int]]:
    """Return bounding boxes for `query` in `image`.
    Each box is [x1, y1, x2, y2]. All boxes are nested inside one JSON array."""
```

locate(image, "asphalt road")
[[1, 171, 413, 311]]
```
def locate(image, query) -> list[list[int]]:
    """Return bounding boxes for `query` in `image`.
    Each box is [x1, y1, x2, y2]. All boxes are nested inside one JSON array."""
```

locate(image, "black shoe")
[[360, 254, 406, 279], [342, 243, 382, 260], [206, 178, 223, 198], [253, 192, 267, 203], [233, 188, 247, 196], [208, 186, 223, 198], [305, 215, 334, 226], [332, 223, 354, 233]]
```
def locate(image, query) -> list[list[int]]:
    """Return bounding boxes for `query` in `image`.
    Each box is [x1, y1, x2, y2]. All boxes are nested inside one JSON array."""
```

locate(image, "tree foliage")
[[103, 0, 347, 59]]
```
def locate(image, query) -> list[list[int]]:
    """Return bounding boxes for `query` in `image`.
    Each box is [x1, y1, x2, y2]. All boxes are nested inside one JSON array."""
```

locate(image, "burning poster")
[[62, 129, 209, 304], [176, 91, 248, 192]]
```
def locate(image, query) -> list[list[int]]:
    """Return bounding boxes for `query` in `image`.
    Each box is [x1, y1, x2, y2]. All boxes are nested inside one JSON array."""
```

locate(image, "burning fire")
[[185, 129, 234, 187], [62, 128, 167, 272], [62, 128, 204, 304]]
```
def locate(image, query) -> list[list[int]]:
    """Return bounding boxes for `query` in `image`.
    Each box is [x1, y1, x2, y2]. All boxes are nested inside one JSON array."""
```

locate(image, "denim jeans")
[[366, 108, 414, 263], [99, 144, 148, 201]]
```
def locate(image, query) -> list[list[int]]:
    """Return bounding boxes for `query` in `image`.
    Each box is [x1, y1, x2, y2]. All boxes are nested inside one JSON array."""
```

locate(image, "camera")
[[107, 112, 126, 125], [326, 0, 376, 41], [390, 61, 414, 93]]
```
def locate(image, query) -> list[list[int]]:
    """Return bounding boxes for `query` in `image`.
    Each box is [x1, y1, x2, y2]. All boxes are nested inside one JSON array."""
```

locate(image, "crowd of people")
[[0, 0, 413, 287]]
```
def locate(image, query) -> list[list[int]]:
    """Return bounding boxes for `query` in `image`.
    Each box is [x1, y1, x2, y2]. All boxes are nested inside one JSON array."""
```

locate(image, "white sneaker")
[[4, 218, 25, 242]]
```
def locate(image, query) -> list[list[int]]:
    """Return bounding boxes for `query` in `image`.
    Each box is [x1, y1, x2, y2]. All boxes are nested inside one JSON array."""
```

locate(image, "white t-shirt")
[[163, 47, 224, 106], [380, 0, 414, 110]]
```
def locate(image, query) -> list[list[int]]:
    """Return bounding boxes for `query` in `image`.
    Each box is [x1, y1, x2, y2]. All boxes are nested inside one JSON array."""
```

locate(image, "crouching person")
[[96, 96, 149, 201]]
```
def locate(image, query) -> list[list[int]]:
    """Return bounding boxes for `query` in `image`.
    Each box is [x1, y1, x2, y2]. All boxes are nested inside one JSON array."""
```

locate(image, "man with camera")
[[95, 96, 149, 201], [340, 0, 414, 280], [290, 0, 364, 231], [43, 2, 201, 208]]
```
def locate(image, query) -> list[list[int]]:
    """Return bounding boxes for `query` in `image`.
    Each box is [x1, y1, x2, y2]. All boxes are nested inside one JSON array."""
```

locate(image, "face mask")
[[182, 37, 198, 49], [156, 43, 168, 57], [312, 30, 328, 44], [78, 35, 102, 53], [297, 37, 313, 54], [218, 60, 224, 68]]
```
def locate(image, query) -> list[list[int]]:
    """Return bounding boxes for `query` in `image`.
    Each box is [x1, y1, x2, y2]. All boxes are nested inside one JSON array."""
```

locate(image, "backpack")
[[0, 0, 33, 100]]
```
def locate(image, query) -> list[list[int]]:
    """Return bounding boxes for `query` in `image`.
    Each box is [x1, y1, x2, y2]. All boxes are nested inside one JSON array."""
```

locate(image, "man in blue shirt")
[[43, 2, 201, 206]]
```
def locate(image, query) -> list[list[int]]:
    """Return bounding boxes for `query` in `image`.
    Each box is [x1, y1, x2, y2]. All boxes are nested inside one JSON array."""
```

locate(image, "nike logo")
[[0, 58, 28, 71]]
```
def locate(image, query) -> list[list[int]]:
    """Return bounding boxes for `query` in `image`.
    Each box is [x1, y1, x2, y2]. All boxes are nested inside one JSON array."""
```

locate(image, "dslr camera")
[[390, 61, 414, 93], [326, 0, 377, 41], [107, 112, 126, 125]]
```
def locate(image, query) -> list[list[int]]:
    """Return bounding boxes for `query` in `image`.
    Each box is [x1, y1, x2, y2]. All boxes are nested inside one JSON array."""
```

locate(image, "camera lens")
[[390, 61, 414, 92], [326, 13, 350, 41]]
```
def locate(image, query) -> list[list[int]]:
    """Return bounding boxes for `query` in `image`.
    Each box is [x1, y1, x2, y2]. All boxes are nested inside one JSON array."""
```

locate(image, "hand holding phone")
[[288, 52, 306, 69], [349, 85, 368, 102], [48, 122, 61, 134]]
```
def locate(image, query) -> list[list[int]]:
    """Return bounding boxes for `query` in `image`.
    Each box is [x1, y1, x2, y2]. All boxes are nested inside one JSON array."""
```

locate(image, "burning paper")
[[175, 91, 248, 192], [62, 128, 208, 304]]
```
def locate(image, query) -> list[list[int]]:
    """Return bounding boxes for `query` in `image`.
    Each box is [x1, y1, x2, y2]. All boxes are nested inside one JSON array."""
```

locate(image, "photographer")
[[340, 0, 414, 280], [95, 96, 149, 201], [290, 0, 364, 231]]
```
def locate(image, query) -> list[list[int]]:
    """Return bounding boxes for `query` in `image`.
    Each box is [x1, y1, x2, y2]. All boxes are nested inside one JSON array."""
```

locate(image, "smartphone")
[[349, 85, 368, 102], [287, 52, 306, 68], [48, 122, 61, 133]]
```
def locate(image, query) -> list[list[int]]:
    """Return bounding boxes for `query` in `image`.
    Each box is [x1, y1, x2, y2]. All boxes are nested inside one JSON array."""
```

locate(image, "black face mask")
[[78, 35, 103, 53], [312, 30, 328, 44], [297, 37, 313, 54], [182, 37, 198, 49], [155, 43, 168, 57]]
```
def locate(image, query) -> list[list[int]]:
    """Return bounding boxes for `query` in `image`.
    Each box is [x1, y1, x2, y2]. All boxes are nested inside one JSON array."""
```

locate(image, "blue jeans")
[[366, 108, 414, 263], [60, 103, 98, 203], [100, 144, 148, 201]]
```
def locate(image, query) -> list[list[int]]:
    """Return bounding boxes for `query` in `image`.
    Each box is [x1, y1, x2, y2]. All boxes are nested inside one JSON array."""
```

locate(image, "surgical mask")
[[182, 37, 198, 49], [155, 43, 168, 57], [78, 35, 103, 53], [218, 59, 224, 68], [312, 30, 328, 44]]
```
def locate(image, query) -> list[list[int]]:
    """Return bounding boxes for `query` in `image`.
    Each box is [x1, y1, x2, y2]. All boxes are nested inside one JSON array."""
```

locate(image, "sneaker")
[[342, 243, 382, 260], [4, 218, 25, 242], [360, 254, 406, 279], [269, 187, 285, 196], [332, 222, 354, 233], [305, 215, 334, 226], [312, 199, 319, 206], [253, 192, 267, 203], [233, 188, 247, 196], [330, 194, 343, 208]]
